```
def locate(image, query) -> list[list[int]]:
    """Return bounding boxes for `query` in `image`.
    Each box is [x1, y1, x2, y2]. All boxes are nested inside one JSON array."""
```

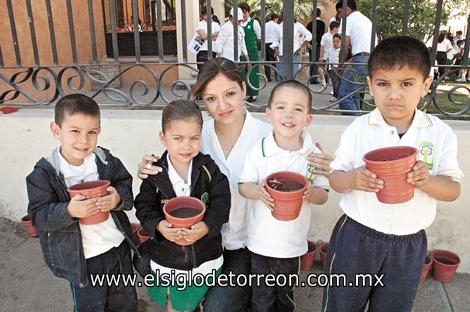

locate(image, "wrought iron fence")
[[0, 0, 469, 118]]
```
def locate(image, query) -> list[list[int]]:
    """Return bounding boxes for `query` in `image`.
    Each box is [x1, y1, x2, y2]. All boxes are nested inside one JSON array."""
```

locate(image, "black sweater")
[[134, 151, 231, 270]]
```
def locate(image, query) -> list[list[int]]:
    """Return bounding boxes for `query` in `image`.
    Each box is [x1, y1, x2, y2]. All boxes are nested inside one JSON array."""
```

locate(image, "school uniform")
[[196, 19, 220, 71], [241, 17, 261, 97], [239, 131, 329, 312], [322, 109, 463, 312]]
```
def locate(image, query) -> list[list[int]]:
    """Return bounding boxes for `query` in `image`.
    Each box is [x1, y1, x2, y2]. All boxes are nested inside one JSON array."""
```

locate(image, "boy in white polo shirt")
[[239, 80, 330, 312], [323, 36, 463, 312]]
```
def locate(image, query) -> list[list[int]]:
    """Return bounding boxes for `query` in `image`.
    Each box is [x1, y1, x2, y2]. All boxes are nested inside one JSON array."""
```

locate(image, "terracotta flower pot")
[[363, 146, 417, 204], [301, 241, 317, 272], [163, 196, 206, 246], [431, 249, 460, 283], [137, 228, 150, 244], [21, 215, 39, 238], [419, 255, 433, 284], [319, 242, 329, 270], [130, 223, 141, 242], [265, 171, 308, 221], [67, 180, 111, 225]]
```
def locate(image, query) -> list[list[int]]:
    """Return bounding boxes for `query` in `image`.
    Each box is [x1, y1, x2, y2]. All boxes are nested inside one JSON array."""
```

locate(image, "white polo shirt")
[[270, 22, 312, 56], [239, 131, 329, 258], [200, 112, 271, 250], [265, 20, 279, 43], [330, 109, 463, 235], [320, 32, 334, 59], [214, 21, 248, 62], [345, 11, 375, 55], [57, 148, 124, 259], [196, 20, 221, 51]]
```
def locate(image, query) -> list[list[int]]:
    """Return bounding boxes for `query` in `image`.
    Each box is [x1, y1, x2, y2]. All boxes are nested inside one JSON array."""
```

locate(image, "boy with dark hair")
[[323, 36, 463, 312], [26, 94, 138, 312]]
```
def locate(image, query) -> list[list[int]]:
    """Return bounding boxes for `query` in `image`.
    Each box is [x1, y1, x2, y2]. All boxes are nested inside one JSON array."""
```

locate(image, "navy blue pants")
[[203, 248, 252, 312], [251, 251, 300, 312], [70, 241, 137, 312], [322, 215, 427, 312]]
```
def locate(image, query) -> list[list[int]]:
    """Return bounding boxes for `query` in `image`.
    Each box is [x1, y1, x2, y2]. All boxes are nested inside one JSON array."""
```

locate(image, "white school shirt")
[[320, 32, 334, 60], [150, 155, 223, 277], [345, 11, 375, 55], [196, 20, 221, 51], [57, 148, 124, 259], [240, 17, 261, 40], [270, 22, 312, 56], [200, 112, 272, 250], [239, 131, 329, 258], [330, 109, 463, 235], [265, 20, 279, 43], [214, 21, 248, 62], [437, 38, 453, 53], [326, 47, 340, 67]]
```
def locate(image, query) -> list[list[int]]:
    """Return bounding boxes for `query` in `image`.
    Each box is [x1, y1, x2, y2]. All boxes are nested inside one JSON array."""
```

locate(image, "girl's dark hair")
[[438, 31, 447, 43], [268, 80, 312, 113], [190, 58, 244, 98], [162, 100, 203, 132], [55, 94, 100, 126]]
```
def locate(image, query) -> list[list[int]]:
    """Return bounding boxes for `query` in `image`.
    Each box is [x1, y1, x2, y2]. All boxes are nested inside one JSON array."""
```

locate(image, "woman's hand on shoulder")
[[137, 154, 162, 179]]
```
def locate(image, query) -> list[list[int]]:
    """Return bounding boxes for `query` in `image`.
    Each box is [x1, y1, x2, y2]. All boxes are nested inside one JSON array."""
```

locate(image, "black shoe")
[[309, 79, 320, 84], [246, 96, 256, 102]]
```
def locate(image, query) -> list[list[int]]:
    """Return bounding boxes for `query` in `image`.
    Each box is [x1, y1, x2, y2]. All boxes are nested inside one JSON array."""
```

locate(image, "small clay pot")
[[137, 227, 150, 244], [363, 146, 417, 204], [419, 255, 433, 284], [67, 180, 111, 225], [265, 171, 308, 221], [301, 241, 317, 272], [163, 196, 206, 246], [431, 249, 460, 283], [21, 215, 39, 238], [130, 223, 141, 242], [319, 242, 329, 270]]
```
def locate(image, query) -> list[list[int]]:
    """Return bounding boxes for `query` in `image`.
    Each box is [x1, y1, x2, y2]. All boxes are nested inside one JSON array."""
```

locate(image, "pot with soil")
[[21, 215, 39, 237], [137, 227, 150, 244], [67, 180, 111, 225], [419, 255, 433, 283], [363, 146, 417, 204], [265, 171, 308, 221], [301, 241, 317, 272], [431, 249, 460, 283], [319, 242, 329, 270], [163, 196, 206, 246]]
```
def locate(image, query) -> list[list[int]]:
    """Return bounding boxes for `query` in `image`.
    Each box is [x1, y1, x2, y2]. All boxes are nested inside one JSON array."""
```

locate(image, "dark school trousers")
[[70, 241, 137, 312], [251, 251, 300, 312], [322, 214, 427, 312]]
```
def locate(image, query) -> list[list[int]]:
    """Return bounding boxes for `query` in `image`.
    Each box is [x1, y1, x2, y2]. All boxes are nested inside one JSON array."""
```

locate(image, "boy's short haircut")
[[333, 33, 342, 40], [335, 1, 343, 10], [239, 2, 250, 12], [54, 94, 100, 127], [268, 80, 312, 113], [329, 21, 340, 31], [368, 36, 431, 81], [347, 0, 357, 10], [162, 100, 203, 133], [270, 13, 278, 20]]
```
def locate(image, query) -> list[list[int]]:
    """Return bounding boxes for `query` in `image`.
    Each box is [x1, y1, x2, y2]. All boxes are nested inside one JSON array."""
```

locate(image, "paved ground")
[[1, 217, 469, 312]]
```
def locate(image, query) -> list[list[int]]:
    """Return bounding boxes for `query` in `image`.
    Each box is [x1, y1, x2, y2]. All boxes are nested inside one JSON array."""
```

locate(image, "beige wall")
[[1, 110, 469, 273]]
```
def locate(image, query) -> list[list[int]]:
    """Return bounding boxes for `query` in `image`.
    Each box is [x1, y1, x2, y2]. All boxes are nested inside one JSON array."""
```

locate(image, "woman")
[[138, 58, 332, 312]]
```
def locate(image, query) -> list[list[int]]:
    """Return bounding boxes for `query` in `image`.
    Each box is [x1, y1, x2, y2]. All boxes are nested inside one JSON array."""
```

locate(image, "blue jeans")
[[277, 54, 302, 80], [203, 248, 251, 312], [338, 55, 369, 115]]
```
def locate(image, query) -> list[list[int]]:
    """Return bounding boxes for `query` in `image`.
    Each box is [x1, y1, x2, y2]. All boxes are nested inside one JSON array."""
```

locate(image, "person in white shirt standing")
[[337, 0, 376, 115], [195, 7, 220, 71], [214, 8, 248, 63], [326, 33, 342, 102], [264, 13, 280, 82], [318, 21, 340, 87]]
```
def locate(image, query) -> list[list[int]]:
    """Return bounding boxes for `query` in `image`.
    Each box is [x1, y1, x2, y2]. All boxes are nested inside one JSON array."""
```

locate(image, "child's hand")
[[180, 222, 209, 243], [157, 220, 184, 242], [258, 180, 275, 210], [406, 161, 430, 188], [96, 186, 120, 212], [303, 183, 313, 200], [307, 143, 334, 177], [350, 166, 384, 192], [67, 194, 100, 218], [138, 154, 162, 179]]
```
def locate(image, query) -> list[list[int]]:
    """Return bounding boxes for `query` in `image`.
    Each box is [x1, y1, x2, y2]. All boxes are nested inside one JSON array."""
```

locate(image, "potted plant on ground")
[[301, 241, 317, 271], [20, 215, 38, 237], [431, 249, 460, 283]]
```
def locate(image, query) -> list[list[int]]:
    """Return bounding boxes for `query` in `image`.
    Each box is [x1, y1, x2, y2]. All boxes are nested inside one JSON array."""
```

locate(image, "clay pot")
[[130, 223, 141, 242], [301, 241, 317, 272], [163, 196, 206, 246], [67, 180, 111, 225], [431, 249, 460, 283], [319, 242, 329, 270], [265, 171, 308, 221], [363, 146, 417, 204], [21, 215, 39, 238], [137, 227, 150, 244], [419, 255, 433, 283]]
